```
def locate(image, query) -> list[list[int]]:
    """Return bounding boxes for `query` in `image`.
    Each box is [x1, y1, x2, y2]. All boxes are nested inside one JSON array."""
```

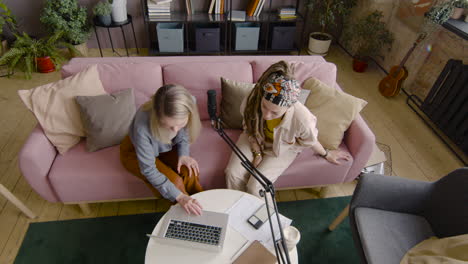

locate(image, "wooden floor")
[[0, 46, 463, 263]]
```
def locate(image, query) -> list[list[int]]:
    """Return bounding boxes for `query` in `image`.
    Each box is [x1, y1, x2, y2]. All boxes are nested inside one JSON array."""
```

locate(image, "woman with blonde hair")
[[225, 61, 351, 197], [120, 84, 204, 215]]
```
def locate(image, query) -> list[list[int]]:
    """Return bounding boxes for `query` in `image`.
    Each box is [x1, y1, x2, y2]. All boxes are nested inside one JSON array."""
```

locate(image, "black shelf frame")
[[141, 0, 305, 55]]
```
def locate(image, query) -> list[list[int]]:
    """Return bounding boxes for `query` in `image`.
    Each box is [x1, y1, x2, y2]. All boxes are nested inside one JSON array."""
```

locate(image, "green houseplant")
[[0, 31, 78, 79], [40, 0, 90, 56], [93, 1, 113, 26], [307, 0, 356, 56], [0, 0, 18, 56], [342, 10, 394, 72]]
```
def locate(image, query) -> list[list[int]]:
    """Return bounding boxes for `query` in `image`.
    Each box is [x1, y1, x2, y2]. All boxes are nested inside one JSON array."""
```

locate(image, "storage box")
[[234, 22, 260, 51], [195, 24, 220, 52], [156, 23, 184, 52], [271, 26, 296, 50]]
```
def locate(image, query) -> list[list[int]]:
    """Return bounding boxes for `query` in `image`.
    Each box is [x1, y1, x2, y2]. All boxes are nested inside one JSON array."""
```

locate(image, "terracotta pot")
[[451, 8, 464, 19], [36, 56, 55, 73], [352, 58, 368, 73]]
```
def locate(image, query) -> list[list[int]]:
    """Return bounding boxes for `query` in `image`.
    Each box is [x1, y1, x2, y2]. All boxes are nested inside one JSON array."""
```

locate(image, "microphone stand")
[[210, 118, 291, 264]]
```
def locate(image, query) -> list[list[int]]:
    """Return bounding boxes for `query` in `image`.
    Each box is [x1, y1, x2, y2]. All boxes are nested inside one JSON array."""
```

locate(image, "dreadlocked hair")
[[243, 60, 296, 149]]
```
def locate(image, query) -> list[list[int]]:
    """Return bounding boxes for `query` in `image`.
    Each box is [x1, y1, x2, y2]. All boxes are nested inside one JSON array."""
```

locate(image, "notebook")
[[233, 240, 276, 264]]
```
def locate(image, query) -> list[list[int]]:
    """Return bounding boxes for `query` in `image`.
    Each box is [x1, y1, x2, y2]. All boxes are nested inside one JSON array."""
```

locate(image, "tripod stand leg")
[[328, 204, 349, 231]]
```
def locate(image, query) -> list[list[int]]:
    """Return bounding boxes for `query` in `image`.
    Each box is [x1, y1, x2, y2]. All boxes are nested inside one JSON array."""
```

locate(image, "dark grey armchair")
[[349, 168, 468, 264]]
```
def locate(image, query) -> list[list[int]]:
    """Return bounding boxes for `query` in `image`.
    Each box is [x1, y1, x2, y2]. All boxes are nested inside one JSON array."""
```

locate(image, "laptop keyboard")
[[164, 219, 222, 246]]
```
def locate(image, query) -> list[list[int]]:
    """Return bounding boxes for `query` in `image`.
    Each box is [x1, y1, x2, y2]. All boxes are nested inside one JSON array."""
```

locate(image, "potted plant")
[[424, 0, 468, 24], [40, 0, 90, 57], [306, 0, 356, 56], [0, 31, 78, 79], [342, 10, 394, 72], [111, 0, 128, 23], [94, 1, 113, 26], [0, 0, 18, 56], [452, 0, 468, 19]]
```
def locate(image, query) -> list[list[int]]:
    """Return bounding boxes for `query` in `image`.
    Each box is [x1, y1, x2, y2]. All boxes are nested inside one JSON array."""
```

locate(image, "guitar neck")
[[396, 43, 417, 72]]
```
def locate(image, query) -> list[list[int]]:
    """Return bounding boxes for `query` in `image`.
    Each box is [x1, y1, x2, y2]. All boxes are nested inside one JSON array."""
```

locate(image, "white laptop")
[[154, 205, 229, 252]]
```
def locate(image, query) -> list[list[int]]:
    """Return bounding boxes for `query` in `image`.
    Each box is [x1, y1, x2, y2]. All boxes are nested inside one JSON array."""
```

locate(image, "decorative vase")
[[111, 0, 127, 23], [98, 15, 112, 26], [307, 32, 332, 56], [36, 56, 55, 73], [352, 58, 368, 73], [451, 8, 464, 19]]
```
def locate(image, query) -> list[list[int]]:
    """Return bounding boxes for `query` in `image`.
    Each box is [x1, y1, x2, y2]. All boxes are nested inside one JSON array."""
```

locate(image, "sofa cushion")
[[220, 77, 256, 129], [48, 143, 154, 202], [75, 89, 136, 152], [275, 142, 353, 188], [163, 62, 253, 120], [251, 60, 337, 87], [190, 121, 242, 189], [18, 65, 106, 154], [355, 207, 435, 264], [303, 77, 367, 150], [62, 62, 164, 108]]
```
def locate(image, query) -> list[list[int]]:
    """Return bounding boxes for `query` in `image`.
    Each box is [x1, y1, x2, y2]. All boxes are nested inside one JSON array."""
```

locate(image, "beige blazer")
[[240, 97, 320, 157]]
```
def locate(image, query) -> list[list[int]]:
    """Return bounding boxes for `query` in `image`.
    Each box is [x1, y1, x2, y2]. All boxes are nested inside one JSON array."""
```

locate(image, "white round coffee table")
[[145, 189, 298, 264]]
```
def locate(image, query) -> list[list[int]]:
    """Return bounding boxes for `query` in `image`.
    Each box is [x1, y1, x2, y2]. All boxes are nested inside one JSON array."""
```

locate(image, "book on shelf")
[[210, 0, 225, 14], [247, 0, 266, 17], [228, 10, 246, 21], [278, 6, 296, 19], [148, 0, 172, 5], [253, 0, 265, 17], [208, 0, 215, 14]]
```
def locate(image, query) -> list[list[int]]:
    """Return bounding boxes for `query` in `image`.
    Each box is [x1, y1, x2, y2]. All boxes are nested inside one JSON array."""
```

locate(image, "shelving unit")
[[140, 0, 306, 55]]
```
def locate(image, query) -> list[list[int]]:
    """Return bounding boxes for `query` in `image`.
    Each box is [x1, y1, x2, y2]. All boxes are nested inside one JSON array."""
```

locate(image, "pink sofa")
[[18, 56, 375, 209]]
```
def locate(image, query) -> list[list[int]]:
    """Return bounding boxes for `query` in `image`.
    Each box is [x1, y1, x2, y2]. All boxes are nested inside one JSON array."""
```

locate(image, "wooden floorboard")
[[0, 46, 463, 263]]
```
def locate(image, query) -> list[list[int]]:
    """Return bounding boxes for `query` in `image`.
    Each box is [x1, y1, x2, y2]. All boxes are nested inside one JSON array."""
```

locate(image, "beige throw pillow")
[[220, 77, 255, 129], [18, 65, 106, 154], [75, 88, 136, 152], [303, 77, 367, 150]]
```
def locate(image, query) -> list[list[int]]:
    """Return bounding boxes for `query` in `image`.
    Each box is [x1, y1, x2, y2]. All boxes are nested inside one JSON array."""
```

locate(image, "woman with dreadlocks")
[[225, 61, 351, 197]]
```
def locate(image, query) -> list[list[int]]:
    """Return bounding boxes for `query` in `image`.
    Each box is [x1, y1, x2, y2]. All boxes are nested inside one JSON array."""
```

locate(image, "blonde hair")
[[142, 84, 201, 144], [243, 61, 295, 149]]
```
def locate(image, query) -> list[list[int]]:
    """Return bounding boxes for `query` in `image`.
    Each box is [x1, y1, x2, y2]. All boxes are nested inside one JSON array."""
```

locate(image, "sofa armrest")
[[18, 124, 59, 202], [350, 174, 432, 216], [343, 115, 375, 182]]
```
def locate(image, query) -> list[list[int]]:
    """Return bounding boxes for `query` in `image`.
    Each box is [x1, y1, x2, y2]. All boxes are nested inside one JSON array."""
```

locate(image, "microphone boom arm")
[[212, 118, 291, 264]]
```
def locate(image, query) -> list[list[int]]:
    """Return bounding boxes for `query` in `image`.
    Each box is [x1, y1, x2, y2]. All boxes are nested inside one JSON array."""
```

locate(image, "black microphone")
[[207, 90, 217, 122]]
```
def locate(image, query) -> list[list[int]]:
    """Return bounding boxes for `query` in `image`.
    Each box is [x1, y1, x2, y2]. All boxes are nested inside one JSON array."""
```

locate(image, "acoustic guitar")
[[379, 33, 426, 97]]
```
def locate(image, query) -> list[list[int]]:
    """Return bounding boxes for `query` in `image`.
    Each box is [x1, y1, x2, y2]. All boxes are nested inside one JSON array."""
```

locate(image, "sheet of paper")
[[225, 194, 292, 251]]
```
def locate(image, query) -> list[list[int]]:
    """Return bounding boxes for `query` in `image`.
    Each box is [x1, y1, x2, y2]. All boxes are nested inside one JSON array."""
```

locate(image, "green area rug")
[[14, 196, 358, 264]]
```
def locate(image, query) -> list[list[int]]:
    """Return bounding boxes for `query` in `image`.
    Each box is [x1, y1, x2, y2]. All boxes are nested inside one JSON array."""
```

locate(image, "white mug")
[[283, 226, 301, 252]]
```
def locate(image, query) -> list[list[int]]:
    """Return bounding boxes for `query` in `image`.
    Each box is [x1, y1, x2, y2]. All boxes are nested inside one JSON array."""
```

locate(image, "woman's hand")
[[325, 150, 352, 165], [178, 156, 200, 177], [176, 193, 203, 216], [253, 155, 263, 167]]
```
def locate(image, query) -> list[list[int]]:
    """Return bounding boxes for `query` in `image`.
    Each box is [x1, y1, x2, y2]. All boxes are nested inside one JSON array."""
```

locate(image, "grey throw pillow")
[[75, 88, 136, 152], [220, 77, 255, 129]]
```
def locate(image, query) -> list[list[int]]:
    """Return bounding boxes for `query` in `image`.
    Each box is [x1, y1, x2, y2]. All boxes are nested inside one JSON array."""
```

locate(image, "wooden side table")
[[0, 183, 36, 219], [93, 14, 139, 57]]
